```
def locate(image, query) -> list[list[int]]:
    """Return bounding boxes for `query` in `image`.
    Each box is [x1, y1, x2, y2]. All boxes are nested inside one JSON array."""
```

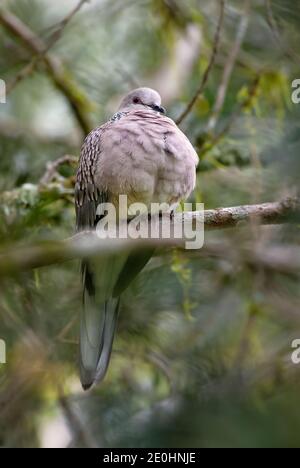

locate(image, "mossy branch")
[[0, 198, 299, 277]]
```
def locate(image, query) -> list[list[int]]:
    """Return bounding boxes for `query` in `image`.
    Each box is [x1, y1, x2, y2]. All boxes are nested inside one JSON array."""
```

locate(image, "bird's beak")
[[151, 104, 166, 115]]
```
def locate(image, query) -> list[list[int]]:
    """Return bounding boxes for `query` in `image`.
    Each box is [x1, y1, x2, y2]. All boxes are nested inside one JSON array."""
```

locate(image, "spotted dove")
[[75, 87, 198, 390]]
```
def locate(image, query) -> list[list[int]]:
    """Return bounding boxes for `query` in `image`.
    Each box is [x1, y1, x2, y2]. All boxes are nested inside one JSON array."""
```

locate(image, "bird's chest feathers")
[[95, 117, 195, 205]]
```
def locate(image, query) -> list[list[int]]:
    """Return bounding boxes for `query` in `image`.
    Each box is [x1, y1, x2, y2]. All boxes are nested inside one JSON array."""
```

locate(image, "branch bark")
[[0, 198, 298, 277], [202, 198, 298, 229]]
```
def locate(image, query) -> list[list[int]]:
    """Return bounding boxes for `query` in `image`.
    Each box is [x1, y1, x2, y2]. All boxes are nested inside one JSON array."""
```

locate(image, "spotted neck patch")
[[109, 111, 129, 123]]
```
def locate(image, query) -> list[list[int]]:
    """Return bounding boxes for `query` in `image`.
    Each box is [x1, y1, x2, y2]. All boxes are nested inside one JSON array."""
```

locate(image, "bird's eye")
[[133, 97, 140, 104]]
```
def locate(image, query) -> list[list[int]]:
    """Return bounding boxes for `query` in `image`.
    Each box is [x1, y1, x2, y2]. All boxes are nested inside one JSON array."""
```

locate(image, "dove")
[[75, 87, 198, 390]]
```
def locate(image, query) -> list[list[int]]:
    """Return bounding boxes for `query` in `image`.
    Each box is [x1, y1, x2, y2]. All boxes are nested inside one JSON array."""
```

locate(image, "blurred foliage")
[[0, 0, 300, 448]]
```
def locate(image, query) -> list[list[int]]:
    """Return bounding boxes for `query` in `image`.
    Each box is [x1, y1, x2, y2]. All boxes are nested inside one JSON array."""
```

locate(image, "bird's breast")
[[95, 115, 197, 211]]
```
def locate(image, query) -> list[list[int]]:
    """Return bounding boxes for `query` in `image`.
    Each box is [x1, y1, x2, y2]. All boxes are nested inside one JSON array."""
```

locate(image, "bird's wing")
[[75, 126, 108, 232]]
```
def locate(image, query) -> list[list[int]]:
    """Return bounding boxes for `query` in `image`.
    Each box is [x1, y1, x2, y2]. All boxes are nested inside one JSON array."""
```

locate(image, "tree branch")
[[0, 198, 298, 277], [39, 155, 78, 186], [206, 0, 251, 133], [201, 197, 299, 229], [0, 7, 93, 135], [176, 0, 225, 125], [5, 0, 90, 96], [46, 0, 90, 47]]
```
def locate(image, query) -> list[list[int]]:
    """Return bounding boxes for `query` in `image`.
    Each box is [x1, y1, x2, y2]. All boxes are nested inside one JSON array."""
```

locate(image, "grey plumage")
[[75, 87, 198, 390]]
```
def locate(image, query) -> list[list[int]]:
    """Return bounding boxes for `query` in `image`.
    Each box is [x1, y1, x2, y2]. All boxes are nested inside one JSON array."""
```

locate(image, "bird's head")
[[118, 87, 166, 115]]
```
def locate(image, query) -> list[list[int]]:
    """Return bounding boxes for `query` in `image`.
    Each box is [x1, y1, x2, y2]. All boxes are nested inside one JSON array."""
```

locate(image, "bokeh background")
[[0, 0, 300, 448]]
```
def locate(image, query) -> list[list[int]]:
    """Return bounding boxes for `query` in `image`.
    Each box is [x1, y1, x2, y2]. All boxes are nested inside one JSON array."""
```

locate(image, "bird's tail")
[[79, 248, 154, 390], [79, 261, 121, 391]]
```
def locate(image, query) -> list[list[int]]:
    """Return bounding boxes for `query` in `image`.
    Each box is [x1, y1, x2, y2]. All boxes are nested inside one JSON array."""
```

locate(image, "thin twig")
[[200, 75, 260, 155], [206, 0, 251, 133], [176, 0, 226, 125], [39, 155, 78, 186], [46, 0, 90, 47]]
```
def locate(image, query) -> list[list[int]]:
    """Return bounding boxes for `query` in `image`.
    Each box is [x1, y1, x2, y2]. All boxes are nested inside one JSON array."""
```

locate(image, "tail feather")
[[80, 296, 120, 390], [95, 298, 120, 383], [79, 249, 154, 390], [79, 261, 120, 390]]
